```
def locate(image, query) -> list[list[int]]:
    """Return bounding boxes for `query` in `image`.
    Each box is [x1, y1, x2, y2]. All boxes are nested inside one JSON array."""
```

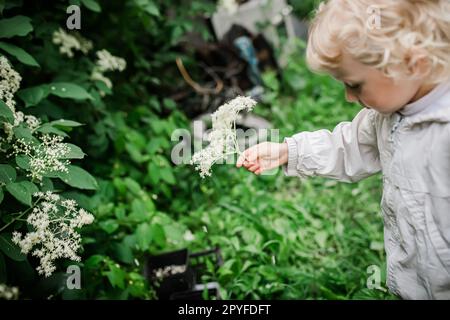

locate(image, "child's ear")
[[405, 48, 431, 78]]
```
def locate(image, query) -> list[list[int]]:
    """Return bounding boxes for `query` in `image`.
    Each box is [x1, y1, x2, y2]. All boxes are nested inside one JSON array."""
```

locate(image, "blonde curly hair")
[[306, 0, 450, 85]]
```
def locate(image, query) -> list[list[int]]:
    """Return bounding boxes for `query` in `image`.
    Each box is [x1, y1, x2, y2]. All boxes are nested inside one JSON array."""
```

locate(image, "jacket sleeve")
[[283, 108, 381, 183]]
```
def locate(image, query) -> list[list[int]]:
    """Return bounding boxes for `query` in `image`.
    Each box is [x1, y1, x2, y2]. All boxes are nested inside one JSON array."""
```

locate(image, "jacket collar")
[[399, 79, 450, 127]]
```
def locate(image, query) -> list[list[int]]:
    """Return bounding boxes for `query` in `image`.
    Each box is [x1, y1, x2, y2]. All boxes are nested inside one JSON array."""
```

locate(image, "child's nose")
[[345, 89, 358, 103]]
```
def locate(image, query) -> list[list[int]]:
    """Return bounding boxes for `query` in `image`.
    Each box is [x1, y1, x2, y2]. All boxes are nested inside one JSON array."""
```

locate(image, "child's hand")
[[236, 142, 289, 175]]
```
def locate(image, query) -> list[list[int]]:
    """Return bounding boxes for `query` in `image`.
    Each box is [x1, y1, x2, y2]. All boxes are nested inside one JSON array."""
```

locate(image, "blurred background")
[[0, 0, 395, 300]]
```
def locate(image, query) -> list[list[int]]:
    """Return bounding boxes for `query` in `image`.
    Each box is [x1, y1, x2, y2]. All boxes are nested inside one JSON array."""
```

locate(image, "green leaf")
[[15, 155, 30, 170], [147, 162, 160, 185], [124, 177, 143, 196], [160, 166, 175, 185], [104, 263, 126, 289], [128, 199, 153, 222], [18, 83, 93, 107], [48, 82, 93, 101], [13, 126, 36, 142], [57, 165, 98, 190], [163, 98, 176, 110], [40, 177, 53, 192], [84, 254, 105, 269], [135, 223, 152, 251], [0, 16, 33, 38], [17, 85, 49, 107], [144, 2, 160, 17], [0, 233, 26, 261], [50, 119, 83, 128], [151, 224, 166, 247], [5, 181, 34, 206], [0, 188, 3, 205], [62, 143, 86, 159], [93, 80, 112, 95], [81, 0, 101, 12], [99, 220, 119, 234], [135, 0, 160, 17], [35, 123, 68, 137], [113, 241, 134, 264], [125, 143, 149, 163], [0, 41, 39, 67], [0, 164, 16, 184], [0, 100, 14, 123]]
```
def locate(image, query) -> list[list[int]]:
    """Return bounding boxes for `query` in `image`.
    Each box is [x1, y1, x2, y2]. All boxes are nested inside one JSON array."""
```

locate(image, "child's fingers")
[[254, 168, 262, 175], [248, 164, 259, 172], [236, 145, 258, 167], [244, 145, 259, 163], [236, 153, 246, 168]]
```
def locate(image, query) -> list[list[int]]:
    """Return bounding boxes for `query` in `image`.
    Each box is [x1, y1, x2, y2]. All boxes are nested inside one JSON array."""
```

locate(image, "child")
[[236, 0, 450, 299]]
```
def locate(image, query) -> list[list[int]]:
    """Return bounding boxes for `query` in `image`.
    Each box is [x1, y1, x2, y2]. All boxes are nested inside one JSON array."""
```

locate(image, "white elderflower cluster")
[[191, 96, 256, 178], [0, 56, 41, 143], [0, 284, 19, 300], [12, 134, 70, 181], [52, 28, 93, 58], [95, 49, 126, 73], [90, 50, 126, 94], [0, 55, 22, 110], [90, 70, 112, 89], [154, 265, 187, 280], [12, 191, 94, 277]]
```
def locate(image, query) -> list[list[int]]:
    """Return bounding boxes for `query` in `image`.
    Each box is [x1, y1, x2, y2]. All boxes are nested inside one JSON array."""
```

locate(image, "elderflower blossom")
[[0, 284, 19, 300], [52, 28, 93, 58], [0, 56, 42, 146], [0, 55, 22, 110], [12, 191, 94, 277], [191, 96, 257, 178], [90, 50, 126, 94], [12, 134, 70, 181], [90, 70, 112, 89], [95, 49, 126, 73]]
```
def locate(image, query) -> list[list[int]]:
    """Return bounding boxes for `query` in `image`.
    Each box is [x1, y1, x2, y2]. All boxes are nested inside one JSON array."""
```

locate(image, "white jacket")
[[284, 80, 450, 299]]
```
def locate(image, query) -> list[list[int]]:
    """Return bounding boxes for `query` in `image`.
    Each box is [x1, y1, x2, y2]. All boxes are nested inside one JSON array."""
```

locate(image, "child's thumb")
[[236, 146, 258, 167]]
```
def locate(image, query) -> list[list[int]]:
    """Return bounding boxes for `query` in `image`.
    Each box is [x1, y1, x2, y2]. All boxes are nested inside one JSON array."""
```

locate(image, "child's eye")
[[345, 82, 361, 91]]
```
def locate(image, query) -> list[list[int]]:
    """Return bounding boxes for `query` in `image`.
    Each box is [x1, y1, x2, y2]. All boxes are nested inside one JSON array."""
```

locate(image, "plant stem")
[[0, 199, 40, 233]]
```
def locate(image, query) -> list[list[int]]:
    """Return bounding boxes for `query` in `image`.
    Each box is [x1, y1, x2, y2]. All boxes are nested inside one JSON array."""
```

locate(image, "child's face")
[[331, 52, 429, 114]]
